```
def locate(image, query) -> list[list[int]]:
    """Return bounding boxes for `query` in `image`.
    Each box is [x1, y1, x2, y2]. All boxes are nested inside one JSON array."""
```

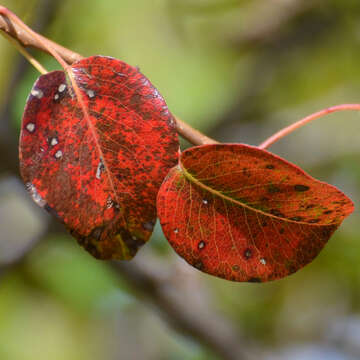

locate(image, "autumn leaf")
[[19, 55, 179, 260], [157, 144, 354, 282]]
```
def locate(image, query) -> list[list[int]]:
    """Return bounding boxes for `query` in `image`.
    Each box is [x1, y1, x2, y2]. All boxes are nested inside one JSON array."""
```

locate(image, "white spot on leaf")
[[106, 196, 113, 209], [50, 137, 58, 146], [87, 89, 95, 98], [54, 150, 63, 159], [96, 159, 105, 179], [58, 84, 66, 92], [31, 88, 43, 99], [26, 123, 35, 133], [202, 199, 208, 205], [260, 258, 266, 265]]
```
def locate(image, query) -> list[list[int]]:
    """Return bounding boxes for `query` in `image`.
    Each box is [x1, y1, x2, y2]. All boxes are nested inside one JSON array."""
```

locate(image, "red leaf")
[[20, 56, 179, 260], [157, 144, 354, 282]]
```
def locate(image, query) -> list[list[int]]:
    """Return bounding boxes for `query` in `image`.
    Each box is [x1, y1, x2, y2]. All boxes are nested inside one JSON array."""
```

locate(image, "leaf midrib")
[[68, 68, 121, 211], [180, 163, 332, 227]]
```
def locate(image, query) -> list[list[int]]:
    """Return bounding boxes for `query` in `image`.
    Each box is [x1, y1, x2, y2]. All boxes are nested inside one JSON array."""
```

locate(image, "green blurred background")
[[1, 0, 360, 359]]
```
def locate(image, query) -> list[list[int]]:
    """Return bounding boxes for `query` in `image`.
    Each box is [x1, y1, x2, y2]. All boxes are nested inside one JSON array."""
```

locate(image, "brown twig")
[[0, 6, 217, 146], [0, 7, 82, 64]]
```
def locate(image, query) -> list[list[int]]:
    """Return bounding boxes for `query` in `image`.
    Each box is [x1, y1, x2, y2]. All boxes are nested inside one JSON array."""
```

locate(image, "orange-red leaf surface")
[[20, 56, 179, 260], [157, 144, 354, 282]]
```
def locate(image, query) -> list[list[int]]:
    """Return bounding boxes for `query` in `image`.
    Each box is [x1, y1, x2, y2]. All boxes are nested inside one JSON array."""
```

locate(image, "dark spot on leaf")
[[294, 184, 310, 192], [324, 210, 333, 214], [266, 164, 275, 169], [270, 209, 284, 217], [194, 261, 203, 270], [232, 265, 240, 272], [306, 204, 315, 209], [268, 184, 280, 194], [285, 261, 297, 274], [130, 93, 141, 105], [308, 219, 320, 223], [290, 216, 303, 222], [244, 248, 252, 259], [248, 277, 261, 283], [322, 228, 334, 237], [242, 167, 251, 177], [112, 201, 121, 211], [279, 228, 285, 234]]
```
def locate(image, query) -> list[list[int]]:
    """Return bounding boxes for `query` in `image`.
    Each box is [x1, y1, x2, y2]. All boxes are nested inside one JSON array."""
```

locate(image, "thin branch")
[[0, 7, 82, 64], [0, 6, 216, 146], [259, 104, 360, 149], [1, 31, 47, 74], [0, 7, 72, 71]]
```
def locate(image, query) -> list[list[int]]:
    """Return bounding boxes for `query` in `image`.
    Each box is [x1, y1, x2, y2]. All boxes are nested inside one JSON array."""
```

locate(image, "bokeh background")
[[1, 0, 360, 359]]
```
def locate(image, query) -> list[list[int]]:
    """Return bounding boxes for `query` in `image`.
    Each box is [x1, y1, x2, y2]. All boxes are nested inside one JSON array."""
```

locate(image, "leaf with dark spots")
[[20, 55, 179, 260], [157, 144, 354, 282]]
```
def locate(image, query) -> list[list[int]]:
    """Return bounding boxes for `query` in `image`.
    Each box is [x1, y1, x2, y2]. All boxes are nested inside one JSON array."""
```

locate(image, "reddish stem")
[[258, 104, 360, 149]]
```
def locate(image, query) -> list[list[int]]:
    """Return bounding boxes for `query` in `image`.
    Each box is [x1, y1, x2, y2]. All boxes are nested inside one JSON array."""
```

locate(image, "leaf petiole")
[[259, 104, 360, 149]]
